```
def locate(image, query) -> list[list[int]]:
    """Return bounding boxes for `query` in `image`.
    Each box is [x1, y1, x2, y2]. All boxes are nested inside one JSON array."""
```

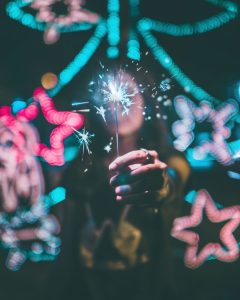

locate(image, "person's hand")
[[109, 149, 168, 204]]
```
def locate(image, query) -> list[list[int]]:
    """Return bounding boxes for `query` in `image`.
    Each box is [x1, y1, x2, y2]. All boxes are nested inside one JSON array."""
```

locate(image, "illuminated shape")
[[159, 78, 171, 92], [94, 105, 107, 123], [99, 70, 139, 116], [32, 0, 99, 44], [33, 87, 84, 165], [92, 69, 141, 156], [107, 0, 120, 58], [172, 95, 238, 165], [0, 116, 63, 270], [171, 189, 240, 269], [0, 88, 84, 166], [71, 127, 94, 155], [6, 0, 239, 101], [104, 137, 113, 153], [41, 72, 58, 89], [11, 98, 27, 115], [137, 0, 238, 102]]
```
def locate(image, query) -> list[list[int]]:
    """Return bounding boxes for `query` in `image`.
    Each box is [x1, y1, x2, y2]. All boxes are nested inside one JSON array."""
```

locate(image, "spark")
[[71, 127, 94, 155], [163, 99, 172, 106], [104, 137, 113, 153], [94, 105, 107, 123], [99, 61, 105, 69], [160, 78, 171, 92], [100, 71, 138, 116]]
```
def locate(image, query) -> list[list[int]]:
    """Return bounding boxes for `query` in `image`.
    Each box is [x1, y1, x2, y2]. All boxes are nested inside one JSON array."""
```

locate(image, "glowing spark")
[[94, 105, 107, 123], [72, 127, 94, 155], [104, 137, 113, 153], [160, 78, 171, 92], [100, 71, 139, 117]]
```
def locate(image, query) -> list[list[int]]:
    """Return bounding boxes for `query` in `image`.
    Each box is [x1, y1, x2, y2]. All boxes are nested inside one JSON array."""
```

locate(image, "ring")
[[140, 148, 152, 164]]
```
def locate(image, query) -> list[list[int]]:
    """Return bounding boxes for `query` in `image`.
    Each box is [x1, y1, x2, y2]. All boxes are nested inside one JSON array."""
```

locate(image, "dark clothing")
[[60, 150, 185, 300]]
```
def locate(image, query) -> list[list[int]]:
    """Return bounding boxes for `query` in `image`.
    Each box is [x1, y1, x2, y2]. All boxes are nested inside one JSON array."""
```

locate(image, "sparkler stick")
[[114, 100, 120, 157]]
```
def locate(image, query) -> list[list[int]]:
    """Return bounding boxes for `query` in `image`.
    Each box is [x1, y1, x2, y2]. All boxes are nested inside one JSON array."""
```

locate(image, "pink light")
[[0, 87, 84, 166], [0, 115, 44, 212], [31, 0, 100, 44], [172, 96, 238, 165], [171, 190, 240, 268], [33, 87, 84, 165]]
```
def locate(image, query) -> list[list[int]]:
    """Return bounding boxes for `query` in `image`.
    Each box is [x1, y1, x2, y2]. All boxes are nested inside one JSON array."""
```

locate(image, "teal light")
[[107, 46, 119, 58], [11, 99, 27, 114], [129, 0, 140, 17], [229, 139, 240, 156], [139, 27, 216, 102], [49, 21, 107, 97], [6, 0, 94, 32], [187, 148, 214, 170], [64, 146, 79, 161], [137, 0, 238, 103], [48, 186, 66, 206], [127, 0, 141, 60], [6, 0, 239, 103], [185, 190, 198, 204], [107, 0, 120, 58], [127, 30, 140, 61]]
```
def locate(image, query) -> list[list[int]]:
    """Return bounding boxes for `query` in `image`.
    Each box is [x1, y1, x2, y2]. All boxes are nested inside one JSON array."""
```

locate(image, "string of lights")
[[6, 0, 239, 103]]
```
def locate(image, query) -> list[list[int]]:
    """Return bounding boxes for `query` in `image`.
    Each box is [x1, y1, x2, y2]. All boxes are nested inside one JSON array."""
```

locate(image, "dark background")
[[1, 1, 240, 299], [1, 0, 240, 104]]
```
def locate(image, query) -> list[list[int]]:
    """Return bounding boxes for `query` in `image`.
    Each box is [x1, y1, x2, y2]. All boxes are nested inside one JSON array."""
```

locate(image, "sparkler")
[[96, 70, 140, 156], [94, 105, 107, 123], [72, 101, 90, 112], [71, 127, 94, 156]]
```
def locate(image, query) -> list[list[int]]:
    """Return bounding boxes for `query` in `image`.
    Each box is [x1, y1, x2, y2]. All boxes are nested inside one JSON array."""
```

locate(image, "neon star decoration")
[[33, 87, 85, 165], [0, 115, 65, 270], [6, 0, 239, 101], [172, 95, 239, 166], [171, 189, 240, 269], [0, 87, 84, 166], [7, 0, 99, 44], [31, 0, 99, 44]]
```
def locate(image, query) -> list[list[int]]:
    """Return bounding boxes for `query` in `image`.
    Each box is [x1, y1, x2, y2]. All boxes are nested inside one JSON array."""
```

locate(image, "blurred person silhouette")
[[62, 66, 190, 300]]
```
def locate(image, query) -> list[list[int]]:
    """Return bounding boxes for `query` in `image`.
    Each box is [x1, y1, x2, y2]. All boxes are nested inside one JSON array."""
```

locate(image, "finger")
[[110, 172, 133, 186], [115, 179, 163, 196], [109, 150, 149, 171], [131, 162, 167, 177], [116, 191, 159, 205], [110, 163, 167, 187]]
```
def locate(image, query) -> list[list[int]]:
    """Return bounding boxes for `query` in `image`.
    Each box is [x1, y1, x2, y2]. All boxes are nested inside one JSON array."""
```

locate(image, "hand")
[[109, 149, 168, 204]]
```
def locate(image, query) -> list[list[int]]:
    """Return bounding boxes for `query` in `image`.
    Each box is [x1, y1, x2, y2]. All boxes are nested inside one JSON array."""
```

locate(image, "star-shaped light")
[[31, 0, 99, 44], [33, 87, 84, 165], [172, 95, 238, 165], [0, 87, 84, 166], [171, 189, 240, 269]]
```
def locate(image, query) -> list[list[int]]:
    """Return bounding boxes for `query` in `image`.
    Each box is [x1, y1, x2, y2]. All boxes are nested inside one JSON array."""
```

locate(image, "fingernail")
[[110, 177, 116, 185], [116, 195, 122, 201], [109, 162, 117, 171], [115, 185, 130, 195]]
